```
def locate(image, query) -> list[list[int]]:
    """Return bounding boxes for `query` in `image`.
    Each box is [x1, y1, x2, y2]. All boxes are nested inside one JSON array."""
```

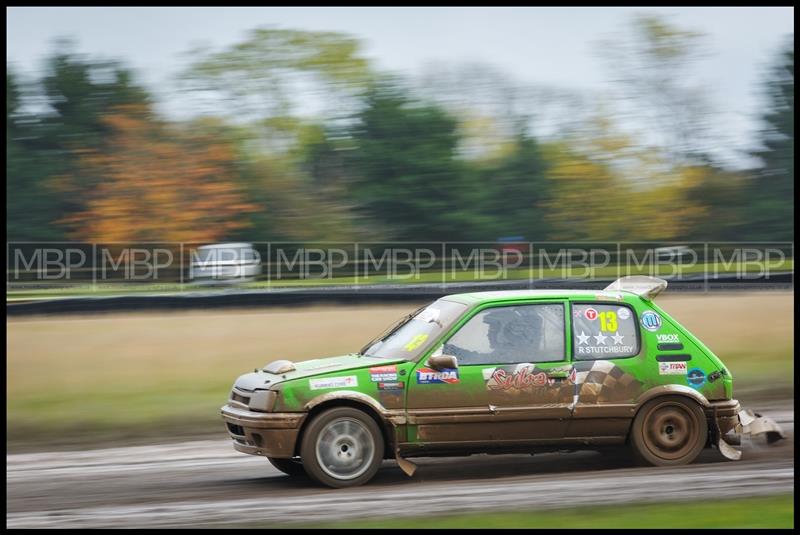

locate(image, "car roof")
[[441, 289, 636, 305]]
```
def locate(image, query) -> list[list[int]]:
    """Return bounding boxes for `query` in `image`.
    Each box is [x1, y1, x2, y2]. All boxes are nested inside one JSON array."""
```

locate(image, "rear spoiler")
[[604, 276, 668, 300]]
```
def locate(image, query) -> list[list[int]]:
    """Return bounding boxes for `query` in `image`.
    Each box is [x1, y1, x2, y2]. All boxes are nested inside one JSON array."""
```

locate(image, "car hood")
[[233, 353, 403, 391]]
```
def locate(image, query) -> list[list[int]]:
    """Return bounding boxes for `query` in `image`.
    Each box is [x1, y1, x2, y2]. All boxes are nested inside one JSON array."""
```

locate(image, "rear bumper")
[[220, 404, 306, 458], [706, 399, 785, 460], [706, 399, 741, 435]]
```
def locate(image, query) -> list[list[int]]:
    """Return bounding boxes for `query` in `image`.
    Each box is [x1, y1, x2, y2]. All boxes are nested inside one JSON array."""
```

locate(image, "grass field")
[[6, 292, 793, 450], [295, 494, 794, 529]]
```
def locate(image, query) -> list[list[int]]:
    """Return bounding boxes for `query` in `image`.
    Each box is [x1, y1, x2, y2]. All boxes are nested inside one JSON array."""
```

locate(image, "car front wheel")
[[300, 407, 384, 488], [631, 395, 708, 466]]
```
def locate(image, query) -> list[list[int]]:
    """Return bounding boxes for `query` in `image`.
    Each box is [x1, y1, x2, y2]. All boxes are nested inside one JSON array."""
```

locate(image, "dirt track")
[[7, 406, 793, 528]]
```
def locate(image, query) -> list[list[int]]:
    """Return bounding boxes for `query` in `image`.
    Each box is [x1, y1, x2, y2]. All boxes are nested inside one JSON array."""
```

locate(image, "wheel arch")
[[635, 385, 710, 410], [296, 391, 396, 458]]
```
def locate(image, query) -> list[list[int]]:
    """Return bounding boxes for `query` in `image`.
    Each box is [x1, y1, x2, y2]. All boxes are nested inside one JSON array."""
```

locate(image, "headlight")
[[248, 390, 277, 412]]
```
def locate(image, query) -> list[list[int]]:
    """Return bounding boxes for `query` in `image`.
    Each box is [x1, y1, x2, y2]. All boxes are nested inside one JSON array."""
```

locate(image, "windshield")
[[361, 299, 468, 361]]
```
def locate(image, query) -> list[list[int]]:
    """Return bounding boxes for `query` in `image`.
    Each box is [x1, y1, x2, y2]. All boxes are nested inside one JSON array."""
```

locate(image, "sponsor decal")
[[656, 333, 680, 343], [416, 367, 459, 384], [369, 365, 398, 382], [404, 333, 429, 352], [617, 307, 631, 320], [584, 307, 598, 321], [687, 368, 706, 388], [487, 366, 549, 391], [485, 364, 576, 391], [640, 310, 662, 332], [659, 362, 688, 375], [309, 375, 358, 390], [377, 381, 405, 391]]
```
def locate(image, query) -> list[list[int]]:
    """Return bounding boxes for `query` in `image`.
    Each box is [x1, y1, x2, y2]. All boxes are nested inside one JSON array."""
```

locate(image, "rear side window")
[[571, 303, 639, 359]]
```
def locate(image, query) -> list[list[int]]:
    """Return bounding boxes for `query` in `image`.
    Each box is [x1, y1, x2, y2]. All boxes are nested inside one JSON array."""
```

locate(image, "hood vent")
[[263, 359, 296, 374]]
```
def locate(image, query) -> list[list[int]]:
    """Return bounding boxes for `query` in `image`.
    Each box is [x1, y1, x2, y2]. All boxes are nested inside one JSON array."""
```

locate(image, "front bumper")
[[221, 404, 306, 458]]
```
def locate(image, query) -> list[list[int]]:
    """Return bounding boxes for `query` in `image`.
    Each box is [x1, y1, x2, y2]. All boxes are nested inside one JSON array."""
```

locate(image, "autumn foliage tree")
[[59, 105, 257, 242]]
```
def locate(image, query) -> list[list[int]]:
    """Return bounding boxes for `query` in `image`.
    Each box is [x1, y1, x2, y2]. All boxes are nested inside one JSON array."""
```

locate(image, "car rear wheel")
[[266, 456, 305, 477], [300, 407, 384, 488], [631, 396, 708, 466]]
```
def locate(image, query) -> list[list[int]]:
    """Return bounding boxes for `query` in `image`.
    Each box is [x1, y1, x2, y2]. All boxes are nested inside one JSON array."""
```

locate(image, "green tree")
[[746, 40, 794, 241], [346, 81, 488, 241], [476, 128, 550, 240], [7, 68, 63, 240]]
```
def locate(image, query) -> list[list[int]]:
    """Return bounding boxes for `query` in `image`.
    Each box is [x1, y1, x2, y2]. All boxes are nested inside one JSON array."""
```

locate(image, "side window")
[[572, 303, 639, 359], [442, 303, 565, 365]]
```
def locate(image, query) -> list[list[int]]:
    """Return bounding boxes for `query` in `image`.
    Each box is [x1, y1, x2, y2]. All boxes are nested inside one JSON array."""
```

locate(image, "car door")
[[566, 300, 645, 439], [405, 300, 574, 447]]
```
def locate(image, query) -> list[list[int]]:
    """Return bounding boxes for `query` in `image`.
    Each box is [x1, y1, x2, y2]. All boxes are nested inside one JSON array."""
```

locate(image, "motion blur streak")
[[6, 408, 793, 528]]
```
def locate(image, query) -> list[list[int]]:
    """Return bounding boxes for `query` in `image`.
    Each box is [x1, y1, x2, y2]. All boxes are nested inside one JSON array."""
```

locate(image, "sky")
[[6, 6, 795, 166]]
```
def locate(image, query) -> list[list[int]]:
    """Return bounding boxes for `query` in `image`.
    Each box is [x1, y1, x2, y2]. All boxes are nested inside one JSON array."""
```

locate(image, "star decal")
[[612, 332, 625, 345], [576, 331, 590, 345], [593, 332, 608, 345]]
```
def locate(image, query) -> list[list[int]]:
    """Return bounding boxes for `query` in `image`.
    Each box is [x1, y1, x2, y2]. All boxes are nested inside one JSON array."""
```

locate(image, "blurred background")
[[6, 8, 794, 245], [6, 7, 795, 529]]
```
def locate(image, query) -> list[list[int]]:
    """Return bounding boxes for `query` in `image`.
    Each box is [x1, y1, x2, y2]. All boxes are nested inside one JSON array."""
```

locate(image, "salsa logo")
[[687, 368, 706, 388], [617, 307, 631, 320], [658, 362, 687, 375], [417, 368, 459, 384], [369, 365, 398, 382], [640, 311, 662, 332], [487, 366, 549, 391]]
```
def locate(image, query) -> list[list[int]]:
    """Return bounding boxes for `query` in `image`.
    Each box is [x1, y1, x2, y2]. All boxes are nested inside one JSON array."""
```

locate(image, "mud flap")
[[395, 453, 417, 477]]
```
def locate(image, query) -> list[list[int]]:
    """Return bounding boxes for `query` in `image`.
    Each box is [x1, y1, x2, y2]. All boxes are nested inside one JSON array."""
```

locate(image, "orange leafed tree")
[[60, 105, 257, 243]]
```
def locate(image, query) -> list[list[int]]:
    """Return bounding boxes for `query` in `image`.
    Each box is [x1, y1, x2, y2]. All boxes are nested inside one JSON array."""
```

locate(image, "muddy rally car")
[[222, 276, 783, 488]]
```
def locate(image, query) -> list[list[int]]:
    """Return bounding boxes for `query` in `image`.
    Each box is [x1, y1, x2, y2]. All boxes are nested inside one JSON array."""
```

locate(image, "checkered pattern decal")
[[573, 360, 642, 403]]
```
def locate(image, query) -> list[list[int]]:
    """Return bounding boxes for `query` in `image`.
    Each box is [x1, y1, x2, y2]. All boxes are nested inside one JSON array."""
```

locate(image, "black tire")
[[266, 456, 306, 477], [300, 407, 385, 488], [630, 395, 708, 466]]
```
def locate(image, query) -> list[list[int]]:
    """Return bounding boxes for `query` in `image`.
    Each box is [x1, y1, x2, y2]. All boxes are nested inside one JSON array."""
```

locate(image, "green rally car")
[[221, 276, 783, 488]]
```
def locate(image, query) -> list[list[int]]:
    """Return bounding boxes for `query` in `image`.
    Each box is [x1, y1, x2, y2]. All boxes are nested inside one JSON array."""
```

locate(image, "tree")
[[746, 40, 794, 241], [599, 14, 717, 166], [59, 105, 257, 242], [179, 28, 372, 133], [475, 128, 550, 240], [7, 67, 75, 241], [345, 81, 489, 241]]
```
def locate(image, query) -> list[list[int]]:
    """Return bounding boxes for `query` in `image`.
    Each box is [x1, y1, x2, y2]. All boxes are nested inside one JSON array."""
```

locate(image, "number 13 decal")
[[599, 311, 617, 332]]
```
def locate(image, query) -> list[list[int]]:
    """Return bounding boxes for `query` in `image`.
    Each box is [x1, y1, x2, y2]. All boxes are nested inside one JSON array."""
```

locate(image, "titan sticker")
[[309, 376, 358, 390], [658, 362, 688, 375]]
